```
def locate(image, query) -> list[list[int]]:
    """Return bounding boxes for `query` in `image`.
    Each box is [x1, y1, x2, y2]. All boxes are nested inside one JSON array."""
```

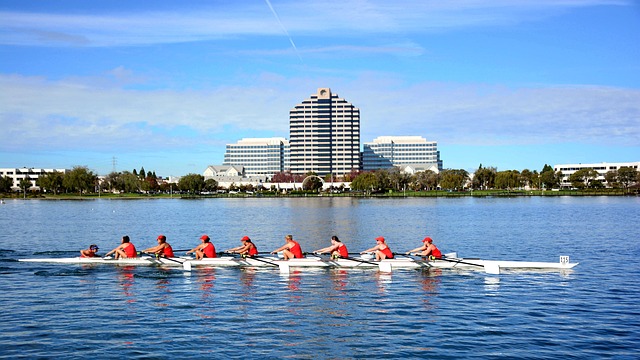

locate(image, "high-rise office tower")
[[288, 88, 360, 176]]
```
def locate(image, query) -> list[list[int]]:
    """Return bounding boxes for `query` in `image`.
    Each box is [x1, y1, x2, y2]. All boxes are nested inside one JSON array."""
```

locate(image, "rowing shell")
[[17, 255, 578, 273]]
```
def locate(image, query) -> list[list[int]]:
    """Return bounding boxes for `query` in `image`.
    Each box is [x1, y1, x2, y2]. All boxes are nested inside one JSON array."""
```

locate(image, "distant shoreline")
[[1, 189, 636, 200]]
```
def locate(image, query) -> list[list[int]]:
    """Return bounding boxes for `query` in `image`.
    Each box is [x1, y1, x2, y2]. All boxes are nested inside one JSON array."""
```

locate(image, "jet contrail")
[[264, 0, 303, 64]]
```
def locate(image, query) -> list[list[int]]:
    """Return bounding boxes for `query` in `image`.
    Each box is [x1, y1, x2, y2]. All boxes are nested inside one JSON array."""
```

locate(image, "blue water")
[[0, 197, 639, 359]]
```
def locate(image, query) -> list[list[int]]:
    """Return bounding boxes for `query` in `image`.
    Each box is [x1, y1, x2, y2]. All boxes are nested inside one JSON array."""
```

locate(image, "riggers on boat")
[[18, 253, 578, 274]]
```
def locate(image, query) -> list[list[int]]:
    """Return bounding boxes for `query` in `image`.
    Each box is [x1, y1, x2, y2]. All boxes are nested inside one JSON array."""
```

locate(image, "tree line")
[[2, 164, 638, 196], [349, 164, 640, 194]]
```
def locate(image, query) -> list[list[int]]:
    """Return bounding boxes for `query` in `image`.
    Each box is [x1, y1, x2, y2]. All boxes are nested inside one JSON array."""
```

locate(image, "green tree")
[[540, 168, 561, 189], [439, 169, 469, 191], [178, 173, 205, 194], [0, 176, 12, 192], [495, 170, 521, 190], [139, 167, 146, 179], [350, 172, 378, 194], [204, 179, 218, 192], [388, 168, 412, 191], [121, 171, 141, 193], [569, 168, 598, 189], [472, 165, 496, 190], [19, 176, 32, 198], [414, 170, 439, 191], [37, 171, 64, 195], [63, 166, 96, 195], [617, 166, 638, 192], [604, 170, 620, 189]]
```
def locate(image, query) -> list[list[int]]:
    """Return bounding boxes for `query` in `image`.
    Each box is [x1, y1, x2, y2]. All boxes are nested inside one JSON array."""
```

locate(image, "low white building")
[[0, 167, 69, 191], [362, 136, 442, 172], [554, 161, 639, 188], [223, 137, 289, 178]]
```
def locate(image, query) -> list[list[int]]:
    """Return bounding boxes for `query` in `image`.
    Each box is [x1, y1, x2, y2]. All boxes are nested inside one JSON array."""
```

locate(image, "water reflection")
[[198, 268, 216, 298], [419, 269, 441, 310], [484, 276, 501, 295], [117, 266, 136, 303], [375, 271, 392, 296], [330, 269, 348, 292]]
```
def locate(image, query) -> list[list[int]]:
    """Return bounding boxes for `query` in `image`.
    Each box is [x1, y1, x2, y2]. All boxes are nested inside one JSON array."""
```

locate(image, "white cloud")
[[1, 74, 638, 154], [0, 1, 630, 46]]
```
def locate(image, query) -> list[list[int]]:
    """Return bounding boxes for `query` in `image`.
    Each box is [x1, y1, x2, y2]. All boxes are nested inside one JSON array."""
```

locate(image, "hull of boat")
[[18, 255, 578, 271]]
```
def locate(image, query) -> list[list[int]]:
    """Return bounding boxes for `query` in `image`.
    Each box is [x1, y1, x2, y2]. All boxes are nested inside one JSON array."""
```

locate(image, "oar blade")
[[378, 261, 392, 273], [183, 261, 192, 271], [484, 263, 500, 275]]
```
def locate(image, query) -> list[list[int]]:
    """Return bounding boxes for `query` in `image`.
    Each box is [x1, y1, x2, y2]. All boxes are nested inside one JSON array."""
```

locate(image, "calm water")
[[0, 197, 638, 359]]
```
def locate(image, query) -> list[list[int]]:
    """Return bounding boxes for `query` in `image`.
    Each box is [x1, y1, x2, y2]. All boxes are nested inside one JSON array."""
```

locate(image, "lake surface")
[[0, 197, 639, 359]]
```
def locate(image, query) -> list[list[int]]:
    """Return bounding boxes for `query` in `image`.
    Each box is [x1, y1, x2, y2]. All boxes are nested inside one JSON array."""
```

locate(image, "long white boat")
[[18, 254, 578, 274]]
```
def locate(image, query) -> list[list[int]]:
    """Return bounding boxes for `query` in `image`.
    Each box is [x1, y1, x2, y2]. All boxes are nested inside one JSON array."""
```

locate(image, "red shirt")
[[203, 242, 216, 258], [380, 245, 394, 259], [290, 241, 303, 258], [124, 243, 137, 258], [430, 245, 442, 259], [337, 244, 348, 258], [163, 244, 174, 258], [247, 243, 258, 256]]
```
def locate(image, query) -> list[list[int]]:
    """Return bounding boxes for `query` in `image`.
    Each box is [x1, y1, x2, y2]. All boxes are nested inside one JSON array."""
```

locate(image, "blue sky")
[[1, 0, 639, 177]]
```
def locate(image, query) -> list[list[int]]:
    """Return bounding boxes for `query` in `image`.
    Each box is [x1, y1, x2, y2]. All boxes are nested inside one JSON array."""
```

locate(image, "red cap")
[[157, 235, 166, 241], [200, 235, 210, 241], [241, 236, 250, 241], [422, 237, 433, 243], [375, 236, 385, 242]]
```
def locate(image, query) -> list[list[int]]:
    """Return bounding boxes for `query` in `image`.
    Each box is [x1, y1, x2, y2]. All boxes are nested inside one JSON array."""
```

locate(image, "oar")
[[344, 253, 393, 272], [405, 253, 499, 274], [141, 252, 192, 271], [229, 252, 290, 274]]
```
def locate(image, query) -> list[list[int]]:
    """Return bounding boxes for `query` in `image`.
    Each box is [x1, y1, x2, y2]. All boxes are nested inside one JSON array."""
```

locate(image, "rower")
[[271, 234, 304, 260], [406, 237, 442, 259], [314, 235, 348, 259], [360, 236, 394, 261], [80, 244, 99, 258], [226, 236, 258, 257], [104, 235, 137, 259], [142, 235, 175, 258], [186, 234, 217, 259]]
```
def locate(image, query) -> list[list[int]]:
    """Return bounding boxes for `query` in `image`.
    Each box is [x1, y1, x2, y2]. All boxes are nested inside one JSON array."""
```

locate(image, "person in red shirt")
[[105, 236, 137, 259], [143, 235, 175, 258], [314, 236, 349, 259], [226, 236, 258, 257], [271, 234, 304, 260], [186, 234, 217, 259], [406, 237, 442, 259], [361, 236, 394, 260], [80, 244, 99, 258]]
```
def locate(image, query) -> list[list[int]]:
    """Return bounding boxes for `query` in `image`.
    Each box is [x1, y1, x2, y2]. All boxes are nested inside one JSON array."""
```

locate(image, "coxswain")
[[143, 235, 175, 258], [271, 234, 304, 260], [186, 234, 217, 259], [80, 244, 99, 258], [105, 236, 137, 259], [314, 235, 349, 259], [226, 236, 259, 257], [406, 237, 442, 259], [360, 236, 394, 260]]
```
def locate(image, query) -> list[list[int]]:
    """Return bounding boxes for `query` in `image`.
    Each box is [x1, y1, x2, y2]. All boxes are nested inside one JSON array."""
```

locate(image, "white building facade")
[[0, 167, 68, 190], [222, 137, 289, 178], [289, 88, 360, 176], [362, 136, 442, 172], [554, 161, 640, 188]]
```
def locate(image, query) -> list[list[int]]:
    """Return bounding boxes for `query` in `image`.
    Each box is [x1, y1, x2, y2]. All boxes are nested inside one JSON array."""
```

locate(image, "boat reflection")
[[117, 266, 136, 303]]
